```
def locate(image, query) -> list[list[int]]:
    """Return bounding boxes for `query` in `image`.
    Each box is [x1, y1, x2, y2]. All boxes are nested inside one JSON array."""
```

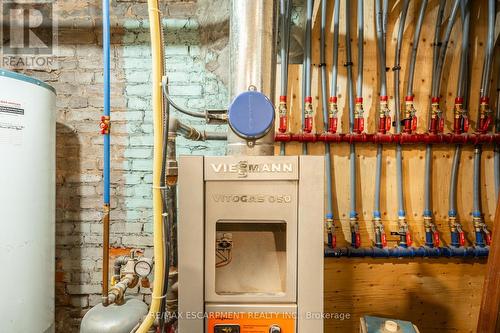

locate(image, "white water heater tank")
[[0, 70, 56, 332]]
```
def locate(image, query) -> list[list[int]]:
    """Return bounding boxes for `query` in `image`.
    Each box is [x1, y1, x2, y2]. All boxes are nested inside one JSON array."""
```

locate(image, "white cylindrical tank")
[[0, 70, 56, 332]]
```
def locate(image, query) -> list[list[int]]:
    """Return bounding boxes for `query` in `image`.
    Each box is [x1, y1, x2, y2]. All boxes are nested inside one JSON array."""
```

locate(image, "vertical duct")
[[226, 0, 277, 156]]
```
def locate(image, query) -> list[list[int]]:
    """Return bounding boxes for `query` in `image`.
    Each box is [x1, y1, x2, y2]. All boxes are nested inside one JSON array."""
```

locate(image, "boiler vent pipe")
[[226, 0, 277, 156], [346, 0, 359, 248], [101, 0, 111, 306]]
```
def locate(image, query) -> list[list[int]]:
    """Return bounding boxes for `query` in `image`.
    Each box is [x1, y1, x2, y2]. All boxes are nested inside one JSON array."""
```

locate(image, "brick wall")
[[2, 0, 229, 331]]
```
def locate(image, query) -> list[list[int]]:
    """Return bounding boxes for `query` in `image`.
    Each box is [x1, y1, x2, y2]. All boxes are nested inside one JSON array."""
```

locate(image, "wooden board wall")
[[274, 1, 499, 332]]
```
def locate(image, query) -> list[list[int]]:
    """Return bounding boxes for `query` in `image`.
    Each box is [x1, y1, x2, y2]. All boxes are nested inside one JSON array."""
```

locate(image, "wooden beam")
[[477, 195, 500, 332]]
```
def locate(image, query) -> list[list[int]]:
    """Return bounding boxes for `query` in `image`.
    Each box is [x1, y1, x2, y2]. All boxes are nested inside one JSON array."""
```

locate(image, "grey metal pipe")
[[170, 117, 227, 141], [227, 0, 277, 156], [279, 0, 291, 156], [449, 145, 461, 215], [457, 0, 470, 98], [345, 1, 356, 220], [479, 0, 496, 100], [356, 0, 363, 98], [424, 145, 432, 216], [430, 0, 447, 106], [406, 0, 428, 97], [330, 0, 340, 98], [320, 0, 333, 220], [394, 0, 410, 134], [473, 146, 482, 214], [320, 0, 328, 130], [433, 0, 460, 97], [346, 0, 355, 131], [375, 0, 387, 97], [302, 0, 314, 155], [382, 0, 389, 55], [374, 144, 383, 215]]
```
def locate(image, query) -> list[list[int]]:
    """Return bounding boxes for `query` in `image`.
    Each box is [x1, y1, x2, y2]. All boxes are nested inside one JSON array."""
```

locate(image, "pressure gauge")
[[134, 258, 153, 277]]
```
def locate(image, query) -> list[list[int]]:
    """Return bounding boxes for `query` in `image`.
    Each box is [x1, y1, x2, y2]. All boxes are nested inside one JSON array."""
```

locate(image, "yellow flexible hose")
[[136, 0, 165, 331]]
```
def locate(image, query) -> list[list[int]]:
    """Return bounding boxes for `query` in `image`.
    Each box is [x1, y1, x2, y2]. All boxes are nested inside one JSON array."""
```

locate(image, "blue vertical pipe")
[[103, 0, 111, 206]]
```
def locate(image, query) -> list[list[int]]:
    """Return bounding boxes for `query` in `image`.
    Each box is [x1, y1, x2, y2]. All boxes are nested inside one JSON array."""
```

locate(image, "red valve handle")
[[304, 117, 313, 133], [386, 115, 392, 131], [433, 231, 440, 247], [459, 231, 465, 246], [381, 233, 387, 248], [279, 116, 287, 133], [482, 116, 492, 132], [463, 118, 469, 132], [328, 117, 338, 133], [355, 232, 361, 248], [406, 233, 413, 247], [485, 233, 492, 246]]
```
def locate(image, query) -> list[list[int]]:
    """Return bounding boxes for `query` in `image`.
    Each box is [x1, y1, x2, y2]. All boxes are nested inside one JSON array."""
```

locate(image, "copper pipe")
[[102, 204, 110, 306]]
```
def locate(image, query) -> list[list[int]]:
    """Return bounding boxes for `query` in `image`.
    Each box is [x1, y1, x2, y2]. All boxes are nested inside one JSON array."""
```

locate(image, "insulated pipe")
[[227, 0, 277, 156], [101, 0, 111, 306], [320, 0, 335, 248], [394, 0, 410, 247], [346, 0, 359, 247], [136, 0, 165, 331]]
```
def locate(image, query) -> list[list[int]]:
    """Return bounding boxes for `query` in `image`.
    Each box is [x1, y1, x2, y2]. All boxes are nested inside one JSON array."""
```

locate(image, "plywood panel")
[[274, 1, 499, 332]]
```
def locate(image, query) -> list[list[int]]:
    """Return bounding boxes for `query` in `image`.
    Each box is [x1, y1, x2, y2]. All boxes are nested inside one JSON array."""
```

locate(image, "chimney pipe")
[[226, 0, 278, 156]]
